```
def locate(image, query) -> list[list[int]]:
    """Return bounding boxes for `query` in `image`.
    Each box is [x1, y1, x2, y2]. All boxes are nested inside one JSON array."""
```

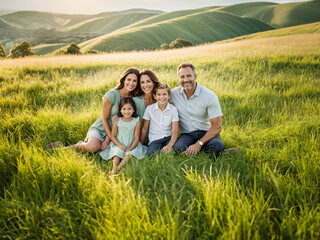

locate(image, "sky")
[[0, 0, 311, 14]]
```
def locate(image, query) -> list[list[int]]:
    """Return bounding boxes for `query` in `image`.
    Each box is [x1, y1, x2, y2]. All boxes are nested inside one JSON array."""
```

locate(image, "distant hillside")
[[0, 9, 15, 15], [0, 18, 15, 30], [118, 6, 219, 31], [0, 11, 92, 30], [220, 22, 320, 43], [32, 43, 69, 55], [0, 9, 163, 30], [63, 13, 158, 34], [219, 1, 320, 28], [79, 9, 274, 52], [95, 8, 164, 17], [2, 1, 320, 55]]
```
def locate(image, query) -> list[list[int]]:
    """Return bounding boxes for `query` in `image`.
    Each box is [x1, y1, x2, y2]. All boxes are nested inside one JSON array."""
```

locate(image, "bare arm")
[[101, 97, 113, 138], [127, 121, 140, 152], [140, 119, 150, 144], [100, 97, 113, 150], [161, 121, 179, 153], [185, 116, 222, 156]]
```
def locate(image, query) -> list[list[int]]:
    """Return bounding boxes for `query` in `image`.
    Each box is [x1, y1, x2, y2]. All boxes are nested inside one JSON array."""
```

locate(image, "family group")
[[50, 63, 228, 174]]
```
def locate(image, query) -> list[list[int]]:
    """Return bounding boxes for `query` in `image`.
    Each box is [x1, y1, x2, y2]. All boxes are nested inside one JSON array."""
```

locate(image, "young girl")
[[99, 97, 147, 174]]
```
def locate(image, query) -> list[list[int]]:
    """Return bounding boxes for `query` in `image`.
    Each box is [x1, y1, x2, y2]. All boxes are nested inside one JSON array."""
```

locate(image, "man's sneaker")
[[223, 148, 240, 155]]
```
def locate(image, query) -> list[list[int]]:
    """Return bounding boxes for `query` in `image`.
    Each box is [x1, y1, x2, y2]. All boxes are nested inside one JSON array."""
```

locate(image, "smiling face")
[[154, 88, 170, 106], [123, 73, 138, 92], [178, 66, 197, 92], [120, 103, 134, 118], [140, 74, 155, 95]]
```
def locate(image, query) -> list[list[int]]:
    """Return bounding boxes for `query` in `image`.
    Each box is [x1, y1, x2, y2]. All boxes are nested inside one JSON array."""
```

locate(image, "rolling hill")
[[1, 1, 320, 55], [220, 22, 320, 43], [0, 11, 92, 30], [63, 13, 158, 34], [79, 9, 274, 52], [0, 18, 15, 30], [78, 1, 320, 53], [0, 9, 163, 30], [116, 6, 220, 31], [219, 1, 320, 28]]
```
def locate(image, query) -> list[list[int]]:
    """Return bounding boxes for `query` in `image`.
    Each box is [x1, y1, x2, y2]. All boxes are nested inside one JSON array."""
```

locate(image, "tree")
[[67, 43, 81, 55], [160, 43, 170, 50], [0, 42, 6, 58], [8, 41, 34, 58], [169, 38, 192, 49]]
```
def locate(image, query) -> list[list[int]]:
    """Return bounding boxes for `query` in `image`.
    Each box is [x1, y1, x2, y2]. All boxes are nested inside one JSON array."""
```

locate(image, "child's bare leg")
[[117, 155, 130, 171], [112, 156, 121, 174]]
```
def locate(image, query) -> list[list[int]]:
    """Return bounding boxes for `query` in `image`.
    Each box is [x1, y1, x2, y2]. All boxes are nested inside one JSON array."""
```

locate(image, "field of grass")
[[1, 33, 320, 239]]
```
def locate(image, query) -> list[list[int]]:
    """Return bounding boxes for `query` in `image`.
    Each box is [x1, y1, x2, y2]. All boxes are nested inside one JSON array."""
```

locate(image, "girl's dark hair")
[[117, 97, 138, 118], [137, 69, 160, 96], [115, 67, 140, 97]]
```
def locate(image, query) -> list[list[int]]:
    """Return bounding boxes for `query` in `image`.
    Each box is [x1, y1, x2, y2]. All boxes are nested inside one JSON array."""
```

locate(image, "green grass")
[[0, 35, 320, 239]]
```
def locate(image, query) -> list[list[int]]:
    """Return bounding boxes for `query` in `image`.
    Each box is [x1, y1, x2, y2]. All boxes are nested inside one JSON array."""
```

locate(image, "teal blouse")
[[87, 89, 120, 139]]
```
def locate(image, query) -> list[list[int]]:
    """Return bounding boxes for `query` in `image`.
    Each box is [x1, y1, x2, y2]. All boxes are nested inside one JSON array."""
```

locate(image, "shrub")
[[160, 43, 170, 50], [169, 38, 192, 49], [84, 49, 98, 55], [67, 43, 81, 55], [8, 41, 34, 58], [52, 49, 67, 56], [0, 42, 6, 58]]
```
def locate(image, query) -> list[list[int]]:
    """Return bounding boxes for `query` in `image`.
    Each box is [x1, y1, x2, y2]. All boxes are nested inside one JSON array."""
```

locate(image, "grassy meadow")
[[1, 33, 320, 239]]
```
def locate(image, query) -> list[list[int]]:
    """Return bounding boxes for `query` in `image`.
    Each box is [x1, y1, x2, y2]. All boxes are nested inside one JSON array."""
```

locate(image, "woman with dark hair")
[[133, 69, 160, 144], [75, 67, 140, 153]]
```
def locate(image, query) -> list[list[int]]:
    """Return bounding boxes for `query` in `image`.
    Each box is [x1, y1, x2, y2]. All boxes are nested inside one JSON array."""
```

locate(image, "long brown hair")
[[137, 69, 160, 96], [115, 67, 140, 96]]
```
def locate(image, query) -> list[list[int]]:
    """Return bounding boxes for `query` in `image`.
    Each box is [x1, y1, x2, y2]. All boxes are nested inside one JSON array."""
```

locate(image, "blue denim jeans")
[[147, 136, 172, 156], [173, 130, 224, 157]]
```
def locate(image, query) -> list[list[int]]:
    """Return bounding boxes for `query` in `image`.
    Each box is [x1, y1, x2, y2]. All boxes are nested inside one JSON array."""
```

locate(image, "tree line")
[[0, 41, 85, 59], [0, 38, 193, 58]]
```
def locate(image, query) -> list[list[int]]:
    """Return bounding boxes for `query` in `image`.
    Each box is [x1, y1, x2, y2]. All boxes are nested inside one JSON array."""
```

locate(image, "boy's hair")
[[117, 97, 138, 118], [153, 82, 171, 95]]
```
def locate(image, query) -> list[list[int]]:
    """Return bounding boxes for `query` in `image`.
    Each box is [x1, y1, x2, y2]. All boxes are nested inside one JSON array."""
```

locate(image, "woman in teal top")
[[75, 67, 140, 153], [133, 69, 160, 145]]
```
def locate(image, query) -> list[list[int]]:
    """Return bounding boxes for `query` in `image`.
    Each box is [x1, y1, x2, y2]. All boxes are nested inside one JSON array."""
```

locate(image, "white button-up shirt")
[[143, 102, 179, 144], [170, 83, 222, 133]]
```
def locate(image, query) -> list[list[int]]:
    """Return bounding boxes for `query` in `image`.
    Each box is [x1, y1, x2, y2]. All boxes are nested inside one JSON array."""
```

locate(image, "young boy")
[[140, 83, 179, 156]]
